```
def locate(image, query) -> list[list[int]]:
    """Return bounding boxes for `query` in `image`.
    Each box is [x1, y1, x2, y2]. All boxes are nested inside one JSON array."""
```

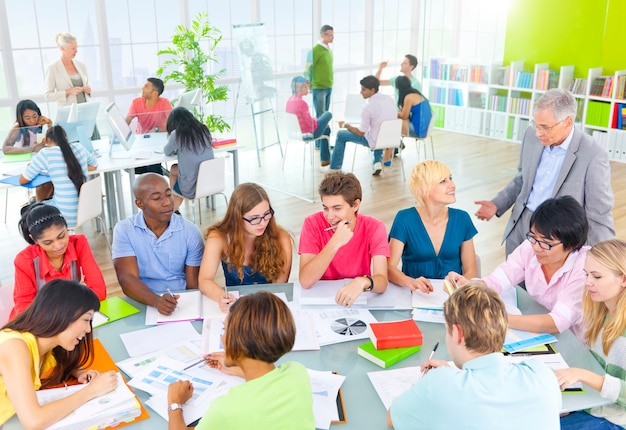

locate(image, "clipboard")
[[331, 371, 347, 424]]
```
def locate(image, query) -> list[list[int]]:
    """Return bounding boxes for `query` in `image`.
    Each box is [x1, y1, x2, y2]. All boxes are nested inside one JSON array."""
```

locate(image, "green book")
[[357, 341, 421, 369], [2, 153, 32, 163], [95, 297, 140, 327]]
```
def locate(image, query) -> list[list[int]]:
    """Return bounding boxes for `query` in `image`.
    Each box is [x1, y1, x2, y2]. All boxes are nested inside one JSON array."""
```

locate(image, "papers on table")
[[145, 290, 203, 324], [504, 352, 583, 391], [412, 308, 446, 323], [411, 280, 449, 309], [294, 280, 395, 308], [116, 341, 204, 378], [91, 311, 109, 328], [36, 373, 141, 430], [367, 366, 422, 410], [306, 307, 378, 346], [120, 321, 200, 357], [307, 369, 346, 430]]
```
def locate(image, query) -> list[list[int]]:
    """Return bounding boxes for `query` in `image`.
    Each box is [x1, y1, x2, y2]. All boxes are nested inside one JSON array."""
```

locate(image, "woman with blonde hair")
[[557, 239, 626, 429], [388, 160, 477, 292], [198, 183, 292, 311]]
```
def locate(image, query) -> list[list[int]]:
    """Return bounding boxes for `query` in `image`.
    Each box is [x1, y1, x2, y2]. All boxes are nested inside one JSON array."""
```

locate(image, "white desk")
[[0, 135, 243, 227]]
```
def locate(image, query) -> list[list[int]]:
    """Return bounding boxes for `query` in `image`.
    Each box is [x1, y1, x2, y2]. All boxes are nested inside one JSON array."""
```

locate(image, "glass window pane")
[[154, 0, 180, 43], [13, 50, 45, 98], [35, 0, 68, 47], [128, 0, 157, 43], [6, 1, 40, 49], [66, 0, 99, 45], [110, 44, 134, 88], [0, 54, 7, 98], [132, 43, 160, 86], [79, 46, 103, 90], [349, 0, 365, 32], [106, 0, 131, 44]]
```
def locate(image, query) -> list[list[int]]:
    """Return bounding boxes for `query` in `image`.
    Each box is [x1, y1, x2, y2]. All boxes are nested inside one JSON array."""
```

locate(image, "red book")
[[212, 138, 237, 147], [369, 319, 423, 350]]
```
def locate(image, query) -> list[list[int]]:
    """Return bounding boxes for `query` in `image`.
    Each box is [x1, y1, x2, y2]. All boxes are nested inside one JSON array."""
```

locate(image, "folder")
[[96, 297, 141, 327]]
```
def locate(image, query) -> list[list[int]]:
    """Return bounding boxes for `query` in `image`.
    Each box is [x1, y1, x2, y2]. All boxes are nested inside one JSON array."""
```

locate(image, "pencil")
[[324, 221, 351, 231], [420, 341, 440, 377]]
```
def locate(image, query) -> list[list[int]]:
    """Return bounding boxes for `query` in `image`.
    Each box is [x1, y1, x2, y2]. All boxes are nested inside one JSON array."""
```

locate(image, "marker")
[[324, 221, 351, 231], [420, 341, 440, 377]]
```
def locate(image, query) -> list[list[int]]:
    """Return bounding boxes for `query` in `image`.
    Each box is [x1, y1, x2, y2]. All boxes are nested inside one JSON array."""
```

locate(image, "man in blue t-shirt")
[[112, 173, 204, 316]]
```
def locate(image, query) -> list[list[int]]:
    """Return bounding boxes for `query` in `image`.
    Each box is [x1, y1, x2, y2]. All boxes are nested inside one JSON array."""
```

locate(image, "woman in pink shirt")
[[448, 196, 589, 340]]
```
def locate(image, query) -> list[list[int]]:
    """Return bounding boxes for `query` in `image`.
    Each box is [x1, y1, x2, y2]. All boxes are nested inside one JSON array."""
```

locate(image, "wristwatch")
[[363, 276, 374, 292], [168, 403, 183, 412]]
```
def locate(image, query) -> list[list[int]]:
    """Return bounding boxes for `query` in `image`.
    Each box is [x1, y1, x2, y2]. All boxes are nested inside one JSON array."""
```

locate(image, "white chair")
[[402, 110, 437, 161], [343, 94, 365, 126], [69, 175, 110, 251], [351, 119, 404, 182], [281, 113, 329, 175], [191, 157, 228, 225], [0, 283, 15, 326]]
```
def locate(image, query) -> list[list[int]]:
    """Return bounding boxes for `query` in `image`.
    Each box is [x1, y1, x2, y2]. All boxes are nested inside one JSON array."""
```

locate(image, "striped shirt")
[[23, 143, 96, 226]]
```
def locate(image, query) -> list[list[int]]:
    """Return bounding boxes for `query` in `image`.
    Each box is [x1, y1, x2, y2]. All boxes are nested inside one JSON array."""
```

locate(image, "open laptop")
[[103, 102, 153, 159]]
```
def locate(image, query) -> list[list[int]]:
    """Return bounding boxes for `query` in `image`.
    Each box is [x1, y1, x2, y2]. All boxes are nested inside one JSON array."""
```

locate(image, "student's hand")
[[218, 293, 237, 313], [421, 359, 449, 375], [407, 277, 433, 293], [446, 272, 469, 288], [85, 370, 118, 398], [554, 368, 583, 391], [168, 380, 194, 404], [75, 369, 99, 384], [83, 85, 92, 96], [157, 293, 179, 316], [474, 200, 497, 221], [205, 352, 244, 377], [328, 220, 353, 249], [335, 278, 365, 307]]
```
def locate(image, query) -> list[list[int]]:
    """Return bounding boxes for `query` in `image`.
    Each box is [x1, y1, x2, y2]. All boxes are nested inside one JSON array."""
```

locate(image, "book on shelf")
[[590, 76, 614, 97], [616, 75, 626, 100], [586, 101, 611, 127], [468, 91, 486, 109], [369, 319, 423, 350], [535, 69, 558, 90], [469, 65, 487, 83], [569, 78, 588, 95], [357, 341, 421, 368]]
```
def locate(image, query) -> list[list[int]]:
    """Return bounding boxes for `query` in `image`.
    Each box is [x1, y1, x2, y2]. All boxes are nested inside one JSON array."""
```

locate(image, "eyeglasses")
[[529, 118, 566, 133], [242, 207, 274, 225], [526, 232, 562, 250]]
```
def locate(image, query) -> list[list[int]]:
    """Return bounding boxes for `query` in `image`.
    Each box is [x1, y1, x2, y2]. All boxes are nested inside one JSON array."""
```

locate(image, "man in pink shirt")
[[447, 196, 589, 341], [298, 172, 390, 306], [126, 77, 172, 134]]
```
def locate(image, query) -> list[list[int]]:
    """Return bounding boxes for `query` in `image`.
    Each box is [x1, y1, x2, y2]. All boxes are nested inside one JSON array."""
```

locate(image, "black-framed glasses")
[[526, 232, 561, 250], [242, 207, 274, 225], [529, 118, 566, 133]]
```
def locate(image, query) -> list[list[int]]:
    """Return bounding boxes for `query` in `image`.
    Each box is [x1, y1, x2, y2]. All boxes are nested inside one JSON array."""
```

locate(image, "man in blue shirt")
[[388, 283, 561, 430], [112, 173, 204, 315]]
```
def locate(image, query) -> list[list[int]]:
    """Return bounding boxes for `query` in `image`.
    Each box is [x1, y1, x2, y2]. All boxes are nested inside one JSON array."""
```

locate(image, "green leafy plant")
[[157, 12, 230, 133]]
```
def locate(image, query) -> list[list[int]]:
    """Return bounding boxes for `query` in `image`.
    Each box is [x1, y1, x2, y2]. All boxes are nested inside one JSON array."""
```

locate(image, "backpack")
[[410, 97, 432, 138]]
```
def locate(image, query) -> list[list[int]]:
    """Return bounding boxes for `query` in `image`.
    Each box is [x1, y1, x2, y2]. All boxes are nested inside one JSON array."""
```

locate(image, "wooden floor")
[[2, 130, 625, 297]]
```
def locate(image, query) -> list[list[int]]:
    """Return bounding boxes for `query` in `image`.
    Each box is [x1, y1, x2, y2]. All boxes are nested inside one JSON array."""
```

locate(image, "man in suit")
[[475, 89, 615, 256]]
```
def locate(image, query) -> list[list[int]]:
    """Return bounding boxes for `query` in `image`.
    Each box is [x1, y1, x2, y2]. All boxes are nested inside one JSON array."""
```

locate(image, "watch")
[[363, 276, 374, 292], [168, 403, 183, 412]]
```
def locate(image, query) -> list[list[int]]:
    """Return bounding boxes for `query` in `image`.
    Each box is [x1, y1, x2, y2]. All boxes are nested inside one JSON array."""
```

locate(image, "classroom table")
[[0, 135, 243, 227], [3, 283, 612, 430]]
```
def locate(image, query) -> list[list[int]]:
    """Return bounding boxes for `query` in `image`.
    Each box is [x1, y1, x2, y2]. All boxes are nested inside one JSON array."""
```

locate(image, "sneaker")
[[320, 160, 330, 167], [319, 165, 341, 173], [383, 161, 392, 167], [372, 162, 383, 176]]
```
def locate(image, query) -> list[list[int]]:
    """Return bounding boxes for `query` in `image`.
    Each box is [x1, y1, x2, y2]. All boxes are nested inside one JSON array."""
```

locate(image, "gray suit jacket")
[[492, 126, 615, 246], [44, 58, 90, 107]]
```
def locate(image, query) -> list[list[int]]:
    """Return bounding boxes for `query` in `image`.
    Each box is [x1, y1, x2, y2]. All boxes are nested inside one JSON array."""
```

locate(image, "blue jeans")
[[330, 129, 382, 170], [313, 111, 332, 162], [312, 88, 332, 118], [561, 412, 623, 430]]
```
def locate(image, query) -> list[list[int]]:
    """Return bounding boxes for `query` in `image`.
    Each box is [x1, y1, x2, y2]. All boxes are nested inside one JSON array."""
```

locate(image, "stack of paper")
[[307, 369, 346, 430], [367, 366, 422, 409], [36, 373, 141, 430]]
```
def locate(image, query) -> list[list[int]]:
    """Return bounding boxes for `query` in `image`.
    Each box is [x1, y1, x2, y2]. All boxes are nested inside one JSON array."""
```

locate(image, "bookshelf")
[[422, 58, 626, 162]]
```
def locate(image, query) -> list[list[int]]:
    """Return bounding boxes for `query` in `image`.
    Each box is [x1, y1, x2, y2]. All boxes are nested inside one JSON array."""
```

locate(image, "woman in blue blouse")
[[388, 160, 478, 292], [198, 183, 292, 312]]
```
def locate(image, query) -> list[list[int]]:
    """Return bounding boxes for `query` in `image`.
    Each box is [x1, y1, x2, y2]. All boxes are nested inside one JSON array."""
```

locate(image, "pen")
[[224, 285, 228, 300], [183, 358, 205, 371], [166, 288, 175, 298], [420, 341, 440, 377], [324, 221, 351, 231]]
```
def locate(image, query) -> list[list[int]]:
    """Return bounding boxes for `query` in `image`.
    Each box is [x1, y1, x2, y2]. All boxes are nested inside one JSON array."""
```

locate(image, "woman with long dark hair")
[[11, 203, 105, 320], [0, 280, 118, 428], [2, 99, 52, 155], [164, 106, 215, 212], [198, 183, 292, 312], [19, 125, 97, 226], [396, 75, 425, 136]]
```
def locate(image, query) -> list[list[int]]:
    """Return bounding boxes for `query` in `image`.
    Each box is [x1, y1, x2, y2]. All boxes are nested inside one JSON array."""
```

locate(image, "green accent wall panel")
[[504, 0, 626, 77]]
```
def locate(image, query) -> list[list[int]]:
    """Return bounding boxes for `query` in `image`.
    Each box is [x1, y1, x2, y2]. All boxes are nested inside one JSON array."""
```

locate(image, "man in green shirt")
[[305, 25, 334, 119]]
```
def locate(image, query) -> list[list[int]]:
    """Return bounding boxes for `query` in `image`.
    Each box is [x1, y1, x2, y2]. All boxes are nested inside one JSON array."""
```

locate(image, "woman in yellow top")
[[0, 279, 117, 428]]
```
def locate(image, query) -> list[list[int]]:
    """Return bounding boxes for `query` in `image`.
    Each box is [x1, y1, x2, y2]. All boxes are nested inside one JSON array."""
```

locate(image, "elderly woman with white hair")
[[388, 160, 478, 293], [44, 32, 92, 108]]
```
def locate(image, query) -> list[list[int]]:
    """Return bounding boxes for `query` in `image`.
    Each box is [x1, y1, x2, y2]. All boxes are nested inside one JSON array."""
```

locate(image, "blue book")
[[0, 174, 50, 188], [503, 328, 558, 353]]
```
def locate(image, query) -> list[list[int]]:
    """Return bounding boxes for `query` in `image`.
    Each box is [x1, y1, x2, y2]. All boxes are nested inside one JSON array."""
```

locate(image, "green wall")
[[503, 0, 626, 77]]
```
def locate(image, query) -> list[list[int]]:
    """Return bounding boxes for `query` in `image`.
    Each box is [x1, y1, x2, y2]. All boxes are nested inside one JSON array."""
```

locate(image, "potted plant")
[[157, 12, 230, 133]]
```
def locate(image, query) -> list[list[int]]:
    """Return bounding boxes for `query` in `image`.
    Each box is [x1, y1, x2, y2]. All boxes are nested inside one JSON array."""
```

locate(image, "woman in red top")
[[10, 203, 106, 319]]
